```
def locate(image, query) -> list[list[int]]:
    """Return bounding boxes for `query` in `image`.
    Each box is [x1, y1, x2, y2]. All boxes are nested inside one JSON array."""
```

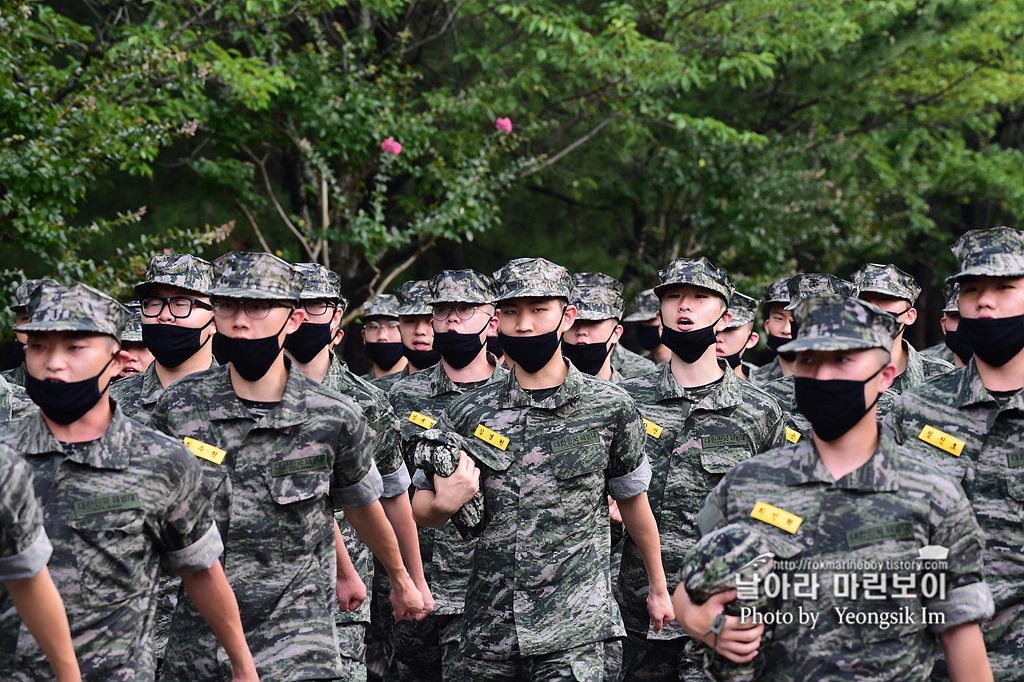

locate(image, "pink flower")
[[495, 117, 512, 134], [381, 137, 402, 155]]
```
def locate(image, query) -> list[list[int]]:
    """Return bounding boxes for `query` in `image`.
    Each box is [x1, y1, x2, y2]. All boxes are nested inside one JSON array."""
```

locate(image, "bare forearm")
[[411, 489, 451, 527], [343, 501, 410, 583], [617, 493, 667, 590], [381, 493, 426, 585], [6, 569, 80, 682], [940, 622, 992, 682], [180, 562, 257, 680]]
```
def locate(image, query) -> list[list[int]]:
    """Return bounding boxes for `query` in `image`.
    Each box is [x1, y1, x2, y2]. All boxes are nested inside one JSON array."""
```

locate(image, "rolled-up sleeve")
[[0, 526, 51, 582], [608, 454, 651, 500], [333, 459, 384, 508], [165, 521, 224, 575], [927, 581, 994, 633]]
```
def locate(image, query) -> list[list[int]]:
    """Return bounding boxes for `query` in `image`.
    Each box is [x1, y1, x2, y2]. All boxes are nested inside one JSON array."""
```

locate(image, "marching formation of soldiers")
[[0, 226, 1022, 681]]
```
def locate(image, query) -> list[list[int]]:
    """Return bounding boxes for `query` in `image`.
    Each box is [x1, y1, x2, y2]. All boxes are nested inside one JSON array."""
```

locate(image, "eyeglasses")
[[303, 300, 338, 317], [141, 296, 213, 319], [432, 304, 481, 321], [365, 320, 399, 330], [211, 299, 294, 320]]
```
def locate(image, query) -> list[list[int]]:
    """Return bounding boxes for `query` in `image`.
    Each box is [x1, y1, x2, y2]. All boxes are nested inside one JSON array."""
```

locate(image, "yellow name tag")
[[918, 425, 965, 457], [750, 501, 803, 534], [643, 418, 663, 439], [409, 411, 437, 429], [183, 437, 226, 465], [785, 428, 801, 444], [474, 424, 509, 451]]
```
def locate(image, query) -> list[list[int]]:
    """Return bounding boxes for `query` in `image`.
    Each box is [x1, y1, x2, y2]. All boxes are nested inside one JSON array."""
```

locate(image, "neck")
[[443, 349, 493, 383], [515, 355, 569, 390], [670, 346, 725, 388], [732, 364, 747, 380], [373, 356, 408, 378], [975, 352, 1024, 392], [595, 359, 614, 381], [293, 347, 332, 383], [229, 356, 289, 401], [155, 344, 214, 389], [813, 413, 879, 480], [891, 335, 908, 375], [44, 394, 115, 443], [651, 345, 671, 364], [778, 355, 796, 376]]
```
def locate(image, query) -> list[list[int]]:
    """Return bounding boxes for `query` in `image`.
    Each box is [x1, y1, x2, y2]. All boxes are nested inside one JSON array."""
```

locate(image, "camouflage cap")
[[784, 273, 857, 311], [572, 274, 625, 321], [362, 293, 402, 319], [947, 227, 1024, 282], [853, 263, 921, 303], [21, 282, 130, 341], [681, 524, 774, 605], [654, 257, 734, 302], [942, 282, 960, 314], [779, 295, 899, 353], [208, 252, 301, 301], [724, 292, 761, 329], [133, 253, 214, 297], [120, 301, 144, 343], [622, 289, 660, 323], [428, 269, 496, 306], [293, 262, 343, 302], [492, 257, 573, 302], [763, 277, 791, 307], [10, 278, 59, 312], [395, 279, 434, 316]]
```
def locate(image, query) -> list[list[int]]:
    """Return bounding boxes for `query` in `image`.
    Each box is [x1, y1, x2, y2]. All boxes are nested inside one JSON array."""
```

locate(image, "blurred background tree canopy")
[[2, 0, 1023, 350]]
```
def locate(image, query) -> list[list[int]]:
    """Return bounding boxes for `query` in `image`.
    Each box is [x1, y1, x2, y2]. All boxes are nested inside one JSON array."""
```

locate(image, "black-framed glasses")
[[365, 319, 399, 330], [140, 296, 213, 319], [303, 300, 338, 317], [211, 298, 293, 320], [432, 304, 481, 321]]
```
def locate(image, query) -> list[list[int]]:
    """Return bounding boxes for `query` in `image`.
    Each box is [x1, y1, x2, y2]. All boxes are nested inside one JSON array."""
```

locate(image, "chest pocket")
[[69, 509, 149, 607], [698, 432, 755, 475], [266, 453, 332, 505], [550, 444, 608, 524]]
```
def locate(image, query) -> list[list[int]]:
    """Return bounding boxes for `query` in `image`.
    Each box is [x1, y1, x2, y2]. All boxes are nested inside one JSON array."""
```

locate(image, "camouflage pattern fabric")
[[853, 263, 922, 303], [0, 443, 51, 583], [920, 342, 955, 364], [762, 278, 791, 306], [623, 289, 659, 323], [724, 292, 760, 329], [208, 251, 301, 301], [572, 272, 625, 321], [573, 272, 625, 294], [778, 295, 898, 354], [0, 407, 223, 681], [0, 374, 32, 422], [697, 429, 993, 681], [363, 293, 403, 319], [411, 429, 486, 539], [418, 363, 651, 661], [941, 282, 960, 313], [615, 362, 784, 643], [783, 274, 857, 311], [134, 254, 214, 297], [492, 258, 574, 302], [395, 280, 434, 316], [880, 340, 952, 415], [455, 640, 605, 682], [886, 360, 1024, 679], [120, 302, 144, 343], [22, 282, 129, 340], [9, 279, 59, 312], [610, 344, 656, 380], [293, 262, 343, 301], [747, 357, 783, 386], [654, 258, 734, 302], [429, 269, 496, 305], [371, 364, 411, 392], [946, 226, 1024, 281], [110, 358, 218, 424], [150, 363, 383, 681], [386, 613, 462, 682], [0, 366, 25, 389]]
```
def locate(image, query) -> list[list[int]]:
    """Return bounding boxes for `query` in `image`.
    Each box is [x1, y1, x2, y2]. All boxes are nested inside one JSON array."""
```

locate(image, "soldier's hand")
[[647, 584, 675, 634], [608, 496, 622, 524], [231, 667, 260, 682], [432, 450, 480, 515], [336, 571, 367, 612], [673, 586, 763, 664], [414, 577, 436, 621], [390, 573, 426, 621]]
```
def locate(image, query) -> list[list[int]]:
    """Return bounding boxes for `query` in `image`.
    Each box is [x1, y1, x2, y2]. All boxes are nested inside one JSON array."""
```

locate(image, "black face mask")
[[214, 314, 291, 382], [766, 333, 796, 362], [955, 315, 1024, 367], [499, 307, 567, 374], [660, 314, 723, 364], [486, 335, 504, 357], [721, 330, 754, 369], [364, 341, 405, 371], [142, 319, 213, 368], [943, 326, 971, 365], [635, 325, 662, 351], [403, 345, 441, 370], [433, 321, 490, 369], [284, 322, 334, 364], [561, 329, 616, 376], [794, 364, 885, 442], [26, 355, 116, 425]]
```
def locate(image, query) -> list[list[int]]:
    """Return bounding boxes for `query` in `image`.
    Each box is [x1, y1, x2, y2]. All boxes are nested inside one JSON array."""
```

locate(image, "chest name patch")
[[917, 425, 965, 457], [474, 424, 510, 451], [750, 501, 803, 534], [409, 411, 438, 429], [183, 437, 226, 465], [643, 419, 664, 439], [271, 453, 330, 477], [74, 493, 142, 517], [785, 428, 801, 444]]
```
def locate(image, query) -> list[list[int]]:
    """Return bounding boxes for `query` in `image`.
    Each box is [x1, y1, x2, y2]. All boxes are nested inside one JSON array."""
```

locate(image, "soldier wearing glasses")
[[361, 294, 408, 380]]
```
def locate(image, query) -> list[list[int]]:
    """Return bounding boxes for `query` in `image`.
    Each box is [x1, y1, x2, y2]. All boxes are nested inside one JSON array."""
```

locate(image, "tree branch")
[[240, 143, 316, 260], [518, 117, 614, 179], [233, 196, 272, 253], [341, 238, 435, 328]]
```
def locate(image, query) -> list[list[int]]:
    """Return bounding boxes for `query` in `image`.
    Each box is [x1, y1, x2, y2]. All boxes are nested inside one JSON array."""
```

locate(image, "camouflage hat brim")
[[653, 281, 730, 301], [207, 285, 298, 302], [17, 320, 120, 337], [494, 284, 571, 303], [945, 264, 1024, 283], [855, 284, 912, 301], [622, 310, 657, 322], [133, 281, 207, 297], [777, 335, 881, 353]]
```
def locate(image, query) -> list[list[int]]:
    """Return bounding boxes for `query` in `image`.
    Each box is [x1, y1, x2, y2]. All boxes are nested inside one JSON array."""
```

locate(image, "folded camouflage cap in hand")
[[209, 252, 301, 301], [780, 295, 899, 353], [654, 257, 734, 302], [22, 282, 130, 341], [853, 263, 921, 304], [947, 226, 1024, 282], [411, 429, 487, 540], [429, 269, 496, 306], [134, 254, 214, 297]]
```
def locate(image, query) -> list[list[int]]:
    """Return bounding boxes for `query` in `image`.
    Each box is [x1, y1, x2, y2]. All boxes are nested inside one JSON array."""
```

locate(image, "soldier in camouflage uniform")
[[109, 254, 218, 424], [746, 277, 793, 386], [0, 443, 80, 681], [362, 294, 408, 380], [886, 227, 1024, 681], [149, 252, 424, 681], [286, 262, 432, 682], [3, 279, 58, 388], [389, 269, 506, 681], [372, 281, 441, 392], [623, 289, 670, 365], [715, 291, 761, 381], [679, 294, 994, 681], [116, 302, 155, 379], [615, 258, 785, 682], [567, 273, 655, 382], [854, 263, 952, 415], [411, 257, 673, 682], [920, 283, 967, 368], [0, 373, 32, 422], [0, 281, 257, 682]]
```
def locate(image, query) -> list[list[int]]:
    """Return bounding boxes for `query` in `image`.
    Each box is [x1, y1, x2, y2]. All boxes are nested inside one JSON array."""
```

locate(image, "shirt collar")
[[503, 360, 584, 412], [784, 426, 901, 492], [15, 402, 135, 470]]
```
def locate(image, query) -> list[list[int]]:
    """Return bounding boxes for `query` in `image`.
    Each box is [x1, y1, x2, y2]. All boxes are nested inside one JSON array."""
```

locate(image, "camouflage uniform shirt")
[[880, 340, 952, 417], [0, 375, 32, 422], [616, 362, 786, 638], [0, 443, 51, 583], [0, 365, 25, 389], [748, 356, 783, 386], [0, 407, 223, 681], [698, 429, 993, 681], [886, 360, 1024, 678], [110, 359, 217, 424], [371, 365, 412, 392], [611, 344, 656, 380], [150, 362, 383, 681], [920, 341, 955, 365], [419, 363, 651, 660]]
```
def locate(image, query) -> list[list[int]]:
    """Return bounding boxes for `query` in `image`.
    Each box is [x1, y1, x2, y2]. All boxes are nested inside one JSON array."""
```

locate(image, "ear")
[[487, 314, 500, 335], [611, 324, 624, 345], [745, 331, 759, 350], [715, 310, 733, 332], [902, 307, 918, 326], [876, 360, 899, 394], [284, 307, 307, 335], [108, 345, 130, 378], [560, 305, 578, 332]]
